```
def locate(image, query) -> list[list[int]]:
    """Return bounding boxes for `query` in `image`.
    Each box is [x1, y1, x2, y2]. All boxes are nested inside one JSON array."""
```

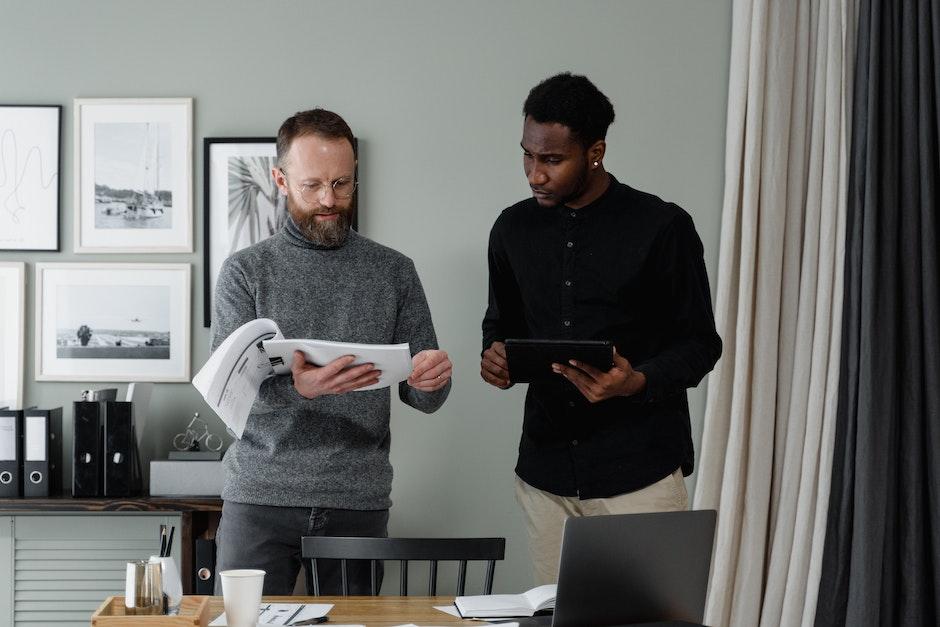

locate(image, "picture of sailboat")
[[94, 121, 173, 229]]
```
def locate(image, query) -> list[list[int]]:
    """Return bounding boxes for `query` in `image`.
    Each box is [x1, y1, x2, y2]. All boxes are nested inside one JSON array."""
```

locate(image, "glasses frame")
[[281, 171, 358, 202]]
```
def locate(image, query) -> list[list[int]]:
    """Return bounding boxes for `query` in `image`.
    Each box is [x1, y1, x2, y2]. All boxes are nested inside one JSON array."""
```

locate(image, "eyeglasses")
[[282, 172, 358, 202]]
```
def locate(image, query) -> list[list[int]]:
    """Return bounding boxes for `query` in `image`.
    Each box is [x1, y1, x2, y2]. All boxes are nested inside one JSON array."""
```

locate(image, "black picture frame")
[[202, 136, 359, 327]]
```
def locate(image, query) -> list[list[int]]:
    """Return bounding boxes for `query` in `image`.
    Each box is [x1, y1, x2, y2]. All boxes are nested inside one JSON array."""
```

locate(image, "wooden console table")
[[0, 495, 222, 595]]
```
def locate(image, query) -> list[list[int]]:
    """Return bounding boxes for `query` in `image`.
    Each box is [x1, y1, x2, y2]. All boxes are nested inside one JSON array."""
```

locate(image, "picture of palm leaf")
[[227, 155, 286, 254]]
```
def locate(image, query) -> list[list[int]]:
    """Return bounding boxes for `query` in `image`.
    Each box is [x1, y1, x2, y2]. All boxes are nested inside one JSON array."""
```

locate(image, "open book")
[[192, 318, 412, 439], [454, 584, 556, 618]]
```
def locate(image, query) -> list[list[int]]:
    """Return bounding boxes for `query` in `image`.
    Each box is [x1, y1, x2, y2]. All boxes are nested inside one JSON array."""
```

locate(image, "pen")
[[289, 617, 328, 626]]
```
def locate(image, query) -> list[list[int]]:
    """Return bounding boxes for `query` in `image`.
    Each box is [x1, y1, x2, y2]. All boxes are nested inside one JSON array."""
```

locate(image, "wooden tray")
[[91, 595, 211, 626]]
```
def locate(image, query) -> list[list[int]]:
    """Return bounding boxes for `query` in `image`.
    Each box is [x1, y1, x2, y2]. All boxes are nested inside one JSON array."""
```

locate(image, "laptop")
[[512, 509, 717, 627]]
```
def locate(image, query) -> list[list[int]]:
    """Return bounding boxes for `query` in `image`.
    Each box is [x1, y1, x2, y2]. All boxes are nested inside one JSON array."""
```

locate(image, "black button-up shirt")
[[483, 175, 722, 498]]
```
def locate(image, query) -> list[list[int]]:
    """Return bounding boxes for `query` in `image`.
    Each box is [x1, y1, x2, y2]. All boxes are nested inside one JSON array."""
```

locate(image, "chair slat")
[[400, 560, 408, 596], [428, 560, 438, 596], [484, 559, 496, 594], [370, 560, 378, 596], [340, 559, 348, 596], [457, 559, 467, 596]]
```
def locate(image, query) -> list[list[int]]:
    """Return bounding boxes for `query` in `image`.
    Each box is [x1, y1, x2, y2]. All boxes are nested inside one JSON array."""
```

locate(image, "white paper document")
[[209, 602, 333, 625], [192, 318, 412, 438], [454, 583, 557, 618]]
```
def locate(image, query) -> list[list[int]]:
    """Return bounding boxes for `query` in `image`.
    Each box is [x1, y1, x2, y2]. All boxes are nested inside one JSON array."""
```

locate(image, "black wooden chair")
[[300, 536, 506, 596]]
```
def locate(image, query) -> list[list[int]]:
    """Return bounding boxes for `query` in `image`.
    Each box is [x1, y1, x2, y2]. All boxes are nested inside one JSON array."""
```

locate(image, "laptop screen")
[[551, 510, 717, 627]]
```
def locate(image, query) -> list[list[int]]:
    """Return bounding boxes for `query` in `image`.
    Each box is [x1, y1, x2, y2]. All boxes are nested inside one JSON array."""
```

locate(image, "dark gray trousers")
[[215, 500, 389, 595]]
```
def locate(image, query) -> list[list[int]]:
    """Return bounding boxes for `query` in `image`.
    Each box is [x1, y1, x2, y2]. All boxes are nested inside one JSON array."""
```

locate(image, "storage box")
[[150, 460, 223, 496], [91, 595, 210, 626]]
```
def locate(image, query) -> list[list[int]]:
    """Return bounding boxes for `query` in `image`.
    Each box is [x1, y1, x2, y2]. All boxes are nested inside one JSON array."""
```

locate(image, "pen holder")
[[151, 555, 184, 614]]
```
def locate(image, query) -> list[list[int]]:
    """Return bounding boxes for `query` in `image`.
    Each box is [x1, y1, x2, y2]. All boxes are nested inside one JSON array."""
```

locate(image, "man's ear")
[[589, 140, 606, 166], [271, 166, 289, 196]]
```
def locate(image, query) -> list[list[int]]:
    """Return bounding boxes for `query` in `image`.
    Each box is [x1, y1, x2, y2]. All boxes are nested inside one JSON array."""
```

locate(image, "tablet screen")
[[505, 339, 613, 384]]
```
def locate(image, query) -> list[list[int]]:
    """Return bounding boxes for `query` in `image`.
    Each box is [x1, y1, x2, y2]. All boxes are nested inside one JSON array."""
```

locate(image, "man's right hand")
[[291, 351, 381, 399], [480, 341, 511, 389]]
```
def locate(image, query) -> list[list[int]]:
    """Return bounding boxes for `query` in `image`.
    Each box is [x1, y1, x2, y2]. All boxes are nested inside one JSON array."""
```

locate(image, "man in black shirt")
[[481, 73, 722, 584]]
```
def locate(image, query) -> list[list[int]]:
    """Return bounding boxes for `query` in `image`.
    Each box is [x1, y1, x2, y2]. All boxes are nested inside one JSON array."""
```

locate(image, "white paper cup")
[[219, 569, 265, 627]]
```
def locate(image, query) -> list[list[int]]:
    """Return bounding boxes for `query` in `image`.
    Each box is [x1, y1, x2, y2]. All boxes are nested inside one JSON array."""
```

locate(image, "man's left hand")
[[552, 348, 646, 403], [408, 349, 452, 392]]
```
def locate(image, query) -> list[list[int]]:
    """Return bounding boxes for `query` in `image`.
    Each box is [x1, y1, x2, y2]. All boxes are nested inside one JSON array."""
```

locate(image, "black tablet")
[[505, 339, 614, 384]]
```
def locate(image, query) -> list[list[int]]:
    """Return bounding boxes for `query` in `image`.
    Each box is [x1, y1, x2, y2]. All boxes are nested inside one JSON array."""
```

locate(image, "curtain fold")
[[694, 1, 856, 625], [815, 1, 940, 625]]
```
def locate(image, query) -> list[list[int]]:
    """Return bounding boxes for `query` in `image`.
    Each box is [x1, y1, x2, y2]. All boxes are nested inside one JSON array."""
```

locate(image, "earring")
[[593, 161, 599, 167]]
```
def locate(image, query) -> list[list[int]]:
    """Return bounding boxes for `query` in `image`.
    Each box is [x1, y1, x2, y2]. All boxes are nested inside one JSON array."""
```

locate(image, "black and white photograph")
[[202, 137, 358, 326], [0, 105, 60, 250], [54, 284, 171, 359], [0, 262, 25, 409], [36, 263, 190, 381], [94, 121, 173, 230], [203, 138, 281, 327], [74, 98, 192, 253]]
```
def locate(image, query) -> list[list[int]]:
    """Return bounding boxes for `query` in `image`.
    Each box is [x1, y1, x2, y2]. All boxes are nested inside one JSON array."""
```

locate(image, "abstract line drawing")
[[0, 105, 60, 251]]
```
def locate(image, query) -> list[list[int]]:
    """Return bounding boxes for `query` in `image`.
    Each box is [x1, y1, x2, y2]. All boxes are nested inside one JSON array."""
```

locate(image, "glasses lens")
[[333, 179, 356, 199]]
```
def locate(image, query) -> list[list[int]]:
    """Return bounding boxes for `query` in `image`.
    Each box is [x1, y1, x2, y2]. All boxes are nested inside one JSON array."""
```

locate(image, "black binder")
[[103, 401, 139, 497], [72, 401, 103, 497], [194, 537, 217, 594], [0, 407, 24, 498], [23, 407, 63, 498]]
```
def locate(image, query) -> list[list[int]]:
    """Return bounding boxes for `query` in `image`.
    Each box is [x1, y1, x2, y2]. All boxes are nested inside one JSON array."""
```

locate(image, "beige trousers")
[[514, 468, 689, 585]]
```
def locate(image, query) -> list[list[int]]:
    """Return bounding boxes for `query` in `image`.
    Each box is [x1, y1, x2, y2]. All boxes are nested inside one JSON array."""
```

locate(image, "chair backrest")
[[301, 536, 506, 597]]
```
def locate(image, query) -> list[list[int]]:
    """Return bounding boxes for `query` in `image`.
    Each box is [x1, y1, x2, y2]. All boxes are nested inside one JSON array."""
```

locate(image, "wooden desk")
[[207, 596, 485, 626]]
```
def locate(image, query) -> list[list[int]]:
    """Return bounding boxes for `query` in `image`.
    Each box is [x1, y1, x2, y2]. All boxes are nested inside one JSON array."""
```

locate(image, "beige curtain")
[[693, 1, 856, 626]]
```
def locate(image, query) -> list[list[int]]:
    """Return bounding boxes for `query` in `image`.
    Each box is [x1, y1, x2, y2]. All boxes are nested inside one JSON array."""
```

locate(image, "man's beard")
[[289, 203, 352, 247]]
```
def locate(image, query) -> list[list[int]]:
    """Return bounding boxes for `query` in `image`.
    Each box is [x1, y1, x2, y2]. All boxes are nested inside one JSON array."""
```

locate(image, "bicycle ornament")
[[172, 412, 223, 452]]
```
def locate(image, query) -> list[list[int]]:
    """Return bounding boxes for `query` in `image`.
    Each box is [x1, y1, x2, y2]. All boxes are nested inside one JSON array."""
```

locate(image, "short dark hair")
[[276, 108, 355, 169], [523, 73, 615, 148]]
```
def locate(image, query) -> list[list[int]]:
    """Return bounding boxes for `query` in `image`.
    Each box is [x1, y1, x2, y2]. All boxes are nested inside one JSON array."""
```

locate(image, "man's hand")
[[408, 349, 452, 392], [552, 348, 646, 403], [480, 340, 511, 389], [291, 351, 381, 399]]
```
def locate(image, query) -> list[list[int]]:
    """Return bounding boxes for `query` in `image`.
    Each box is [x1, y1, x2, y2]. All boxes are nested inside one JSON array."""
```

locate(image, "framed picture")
[[74, 98, 193, 253], [0, 262, 25, 408], [202, 137, 358, 326], [35, 263, 190, 382], [0, 105, 61, 250]]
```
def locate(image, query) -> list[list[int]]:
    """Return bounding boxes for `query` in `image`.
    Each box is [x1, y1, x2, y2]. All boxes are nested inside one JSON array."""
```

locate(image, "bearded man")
[[212, 108, 452, 595]]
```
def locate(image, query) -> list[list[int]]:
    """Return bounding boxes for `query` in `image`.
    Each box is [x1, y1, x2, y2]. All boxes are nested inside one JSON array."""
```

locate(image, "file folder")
[[0, 407, 24, 498], [23, 407, 63, 498], [72, 401, 103, 497], [103, 401, 138, 497]]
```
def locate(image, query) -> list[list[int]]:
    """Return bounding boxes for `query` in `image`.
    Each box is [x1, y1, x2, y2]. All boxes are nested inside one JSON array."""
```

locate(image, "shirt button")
[[572, 440, 579, 446], [570, 211, 576, 217], [566, 241, 574, 248], [568, 401, 576, 407], [565, 280, 572, 287], [564, 320, 571, 327]]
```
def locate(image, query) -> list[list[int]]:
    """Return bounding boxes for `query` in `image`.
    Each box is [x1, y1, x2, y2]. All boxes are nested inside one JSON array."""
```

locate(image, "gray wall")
[[0, 0, 731, 593]]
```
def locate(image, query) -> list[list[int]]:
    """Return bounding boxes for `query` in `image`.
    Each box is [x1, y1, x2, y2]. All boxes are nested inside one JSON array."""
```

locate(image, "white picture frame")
[[35, 263, 191, 382], [0, 105, 61, 250], [74, 98, 193, 253], [0, 262, 25, 408]]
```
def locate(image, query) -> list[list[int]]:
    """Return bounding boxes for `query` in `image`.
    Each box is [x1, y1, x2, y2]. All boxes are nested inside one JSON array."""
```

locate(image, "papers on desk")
[[193, 318, 412, 438], [208, 602, 333, 625]]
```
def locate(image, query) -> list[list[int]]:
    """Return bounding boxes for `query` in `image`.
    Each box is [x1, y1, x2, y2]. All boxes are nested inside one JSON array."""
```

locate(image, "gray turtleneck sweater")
[[211, 219, 450, 509]]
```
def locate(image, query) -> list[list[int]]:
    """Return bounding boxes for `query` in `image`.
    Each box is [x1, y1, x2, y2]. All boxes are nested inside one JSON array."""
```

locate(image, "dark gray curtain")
[[816, 1, 940, 626]]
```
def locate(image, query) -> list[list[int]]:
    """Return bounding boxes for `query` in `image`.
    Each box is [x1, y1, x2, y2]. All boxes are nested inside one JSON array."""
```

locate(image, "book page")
[[192, 318, 282, 438], [522, 583, 557, 611], [262, 339, 413, 391]]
